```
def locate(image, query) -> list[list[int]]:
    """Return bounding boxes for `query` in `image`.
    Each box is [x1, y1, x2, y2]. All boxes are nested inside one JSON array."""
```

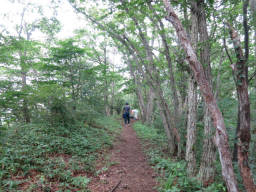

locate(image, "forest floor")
[[88, 120, 159, 192]]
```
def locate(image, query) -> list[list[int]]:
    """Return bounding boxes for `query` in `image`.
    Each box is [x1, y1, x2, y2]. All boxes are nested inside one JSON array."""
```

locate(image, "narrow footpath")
[[88, 121, 158, 192]]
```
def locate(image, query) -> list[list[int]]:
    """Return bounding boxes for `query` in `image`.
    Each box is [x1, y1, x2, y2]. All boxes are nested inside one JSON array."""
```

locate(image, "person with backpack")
[[123, 102, 131, 124]]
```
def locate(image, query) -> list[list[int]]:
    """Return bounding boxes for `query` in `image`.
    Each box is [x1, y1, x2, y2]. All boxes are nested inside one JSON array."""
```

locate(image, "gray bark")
[[185, 1, 198, 177], [185, 76, 197, 177], [197, 1, 216, 185]]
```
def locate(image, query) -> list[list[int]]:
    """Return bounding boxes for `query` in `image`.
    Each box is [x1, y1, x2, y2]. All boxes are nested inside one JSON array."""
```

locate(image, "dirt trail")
[[88, 121, 158, 192]]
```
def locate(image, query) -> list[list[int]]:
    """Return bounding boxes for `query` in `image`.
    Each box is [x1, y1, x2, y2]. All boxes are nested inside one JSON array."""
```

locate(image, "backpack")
[[123, 105, 130, 114]]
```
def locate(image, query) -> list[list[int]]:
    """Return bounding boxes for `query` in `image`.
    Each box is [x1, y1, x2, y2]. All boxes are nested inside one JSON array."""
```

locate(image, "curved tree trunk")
[[163, 1, 239, 191]]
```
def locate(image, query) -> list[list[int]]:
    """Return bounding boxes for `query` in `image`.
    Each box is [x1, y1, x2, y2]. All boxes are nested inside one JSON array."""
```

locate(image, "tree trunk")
[[185, 76, 197, 177], [163, 1, 239, 191], [145, 87, 155, 124], [156, 99, 176, 154], [22, 72, 30, 123], [197, 1, 216, 185], [227, 23, 256, 192], [198, 106, 216, 185], [251, 0, 256, 164], [185, 1, 198, 177], [233, 103, 240, 161], [103, 46, 111, 116]]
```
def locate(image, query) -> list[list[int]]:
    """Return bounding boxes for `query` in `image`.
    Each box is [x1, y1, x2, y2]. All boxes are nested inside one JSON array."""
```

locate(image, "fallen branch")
[[110, 180, 121, 192]]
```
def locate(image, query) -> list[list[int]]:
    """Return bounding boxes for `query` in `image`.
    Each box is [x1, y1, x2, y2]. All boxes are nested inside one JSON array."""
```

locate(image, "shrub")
[[0, 115, 121, 191]]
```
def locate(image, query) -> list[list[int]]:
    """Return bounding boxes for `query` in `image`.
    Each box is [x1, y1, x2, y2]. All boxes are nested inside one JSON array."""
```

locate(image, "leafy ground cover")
[[0, 116, 121, 192], [133, 122, 226, 192]]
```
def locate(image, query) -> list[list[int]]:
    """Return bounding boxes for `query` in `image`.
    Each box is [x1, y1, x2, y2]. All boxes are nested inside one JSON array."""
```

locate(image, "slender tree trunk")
[[163, 1, 238, 191], [136, 83, 146, 122], [21, 71, 30, 123], [16, 9, 30, 123], [156, 99, 176, 154], [145, 87, 155, 124], [103, 46, 111, 116], [223, 35, 241, 163], [154, 82, 178, 155]]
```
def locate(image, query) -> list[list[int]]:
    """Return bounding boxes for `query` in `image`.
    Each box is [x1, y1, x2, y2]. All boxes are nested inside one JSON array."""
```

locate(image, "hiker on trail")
[[123, 102, 130, 124], [131, 109, 139, 120]]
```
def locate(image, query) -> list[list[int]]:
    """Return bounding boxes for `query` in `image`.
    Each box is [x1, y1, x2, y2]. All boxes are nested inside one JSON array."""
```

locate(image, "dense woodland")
[[0, 0, 256, 191]]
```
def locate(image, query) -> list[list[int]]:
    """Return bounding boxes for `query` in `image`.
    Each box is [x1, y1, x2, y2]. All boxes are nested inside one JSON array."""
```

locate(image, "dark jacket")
[[123, 105, 130, 114]]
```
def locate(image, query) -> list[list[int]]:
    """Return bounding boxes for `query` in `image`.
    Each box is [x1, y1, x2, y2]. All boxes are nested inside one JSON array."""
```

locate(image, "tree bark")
[[227, 23, 256, 192], [185, 75, 197, 177], [223, 35, 241, 162], [156, 99, 176, 154], [21, 71, 30, 123], [197, 1, 216, 185], [162, 1, 238, 191], [145, 87, 155, 124], [103, 46, 111, 116], [251, 0, 256, 164], [185, 1, 198, 177]]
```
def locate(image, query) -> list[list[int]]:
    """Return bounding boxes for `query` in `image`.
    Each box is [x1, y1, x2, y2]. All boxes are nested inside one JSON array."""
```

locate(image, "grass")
[[0, 116, 121, 191]]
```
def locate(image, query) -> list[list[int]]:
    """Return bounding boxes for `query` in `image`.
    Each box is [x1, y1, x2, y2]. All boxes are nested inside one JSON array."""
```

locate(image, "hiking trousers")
[[124, 113, 130, 124]]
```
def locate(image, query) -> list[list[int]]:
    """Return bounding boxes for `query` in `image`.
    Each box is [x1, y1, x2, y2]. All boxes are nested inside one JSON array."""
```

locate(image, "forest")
[[0, 0, 256, 191]]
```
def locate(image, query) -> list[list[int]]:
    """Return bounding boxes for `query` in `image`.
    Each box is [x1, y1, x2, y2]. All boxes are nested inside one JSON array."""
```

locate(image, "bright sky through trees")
[[0, 0, 87, 39]]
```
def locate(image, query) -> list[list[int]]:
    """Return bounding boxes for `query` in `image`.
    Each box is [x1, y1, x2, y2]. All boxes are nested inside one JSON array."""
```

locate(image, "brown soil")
[[88, 121, 159, 192]]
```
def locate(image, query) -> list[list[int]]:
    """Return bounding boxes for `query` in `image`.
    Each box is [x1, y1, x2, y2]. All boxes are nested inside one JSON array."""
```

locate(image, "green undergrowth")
[[0, 116, 121, 191], [133, 122, 226, 192]]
